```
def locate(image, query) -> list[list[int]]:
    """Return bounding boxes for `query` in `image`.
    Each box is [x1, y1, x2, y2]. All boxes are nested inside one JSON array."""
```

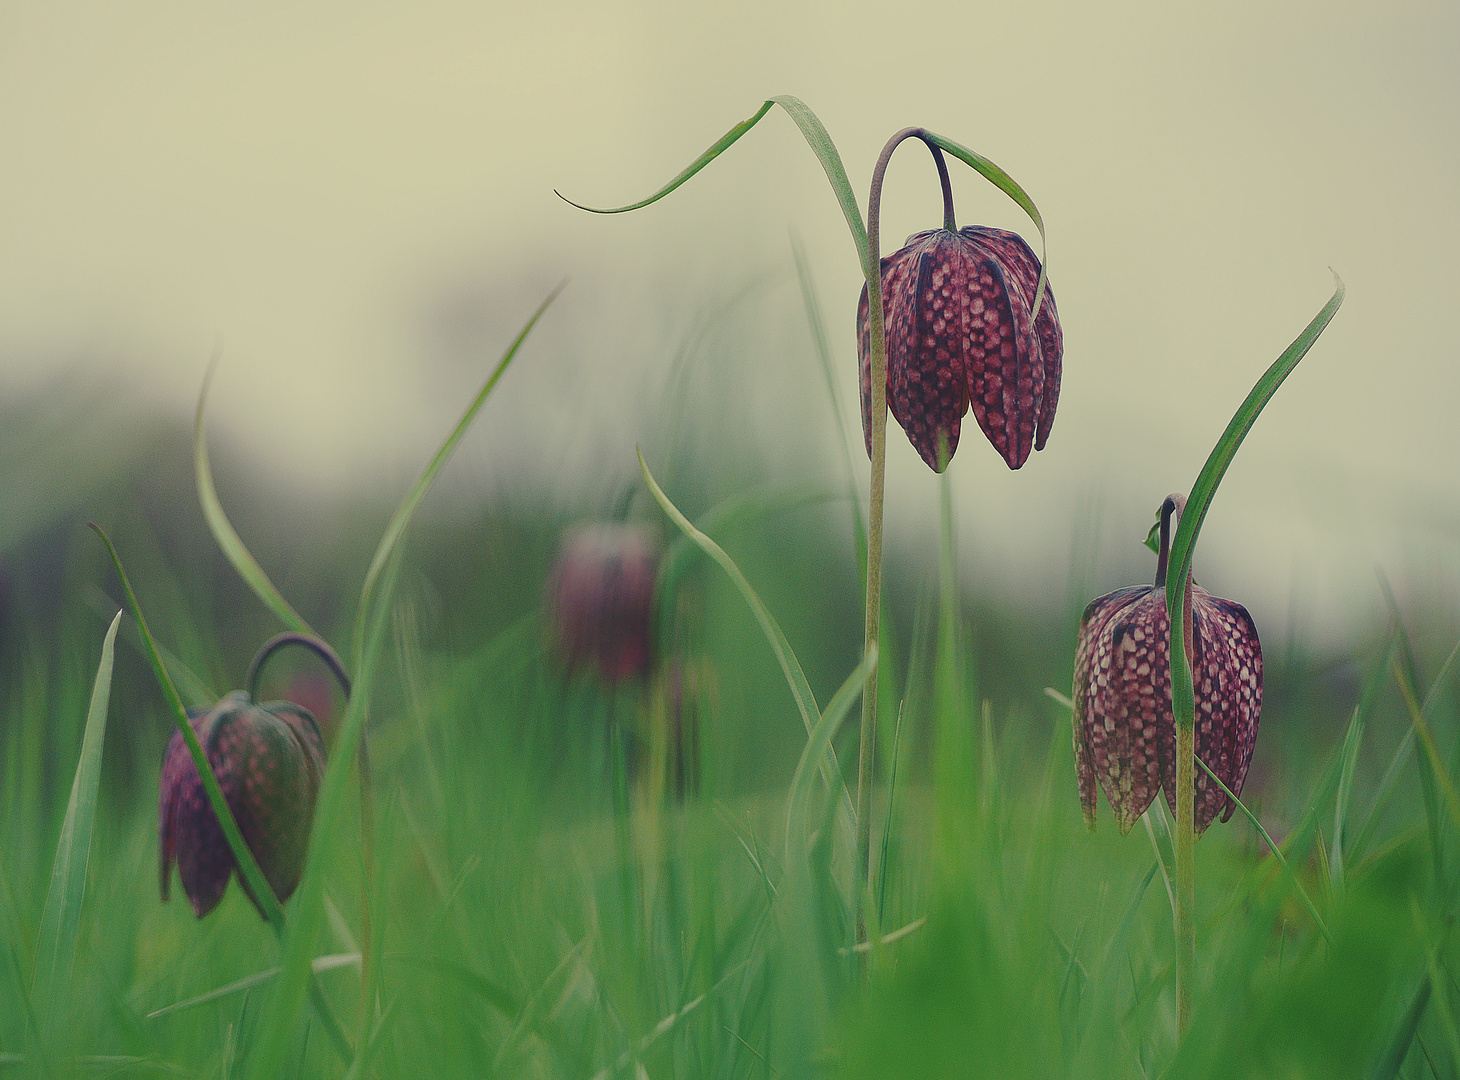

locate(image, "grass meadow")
[[1, 191, 1456, 1079]]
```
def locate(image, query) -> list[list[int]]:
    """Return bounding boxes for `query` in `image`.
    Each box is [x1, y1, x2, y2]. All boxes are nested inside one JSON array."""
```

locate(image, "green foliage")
[[0, 120, 1448, 1080]]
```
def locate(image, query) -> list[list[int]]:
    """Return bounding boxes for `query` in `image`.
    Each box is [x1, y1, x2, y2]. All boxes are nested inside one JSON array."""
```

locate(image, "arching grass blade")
[[195, 357, 316, 637], [919, 131, 1049, 320], [786, 649, 876, 866], [1194, 754, 1331, 942], [558, 97, 869, 273], [638, 448, 856, 826], [354, 283, 563, 665]]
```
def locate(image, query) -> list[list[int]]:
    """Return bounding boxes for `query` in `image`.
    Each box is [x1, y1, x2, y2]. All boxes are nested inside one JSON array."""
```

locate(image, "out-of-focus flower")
[[858, 225, 1062, 472], [1073, 495, 1262, 835], [548, 524, 660, 683], [160, 691, 326, 918]]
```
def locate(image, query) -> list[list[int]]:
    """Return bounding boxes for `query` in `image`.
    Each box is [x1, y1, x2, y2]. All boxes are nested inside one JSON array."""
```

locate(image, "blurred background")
[[0, 0, 1456, 695]]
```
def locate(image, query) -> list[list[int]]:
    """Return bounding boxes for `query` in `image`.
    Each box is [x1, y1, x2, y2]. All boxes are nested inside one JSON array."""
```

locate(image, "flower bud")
[[159, 690, 326, 918], [1072, 496, 1262, 835], [547, 524, 660, 683], [858, 225, 1062, 472]]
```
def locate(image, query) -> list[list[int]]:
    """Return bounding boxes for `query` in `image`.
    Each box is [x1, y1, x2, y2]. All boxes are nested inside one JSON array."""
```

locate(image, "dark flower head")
[[548, 524, 660, 683], [159, 690, 326, 918], [1073, 495, 1262, 835], [858, 225, 1062, 472]]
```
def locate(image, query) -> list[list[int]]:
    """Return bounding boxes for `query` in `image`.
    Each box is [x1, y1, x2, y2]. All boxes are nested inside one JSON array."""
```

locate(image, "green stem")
[[245, 633, 352, 705], [1160, 493, 1196, 1034], [1174, 720, 1196, 1032], [856, 127, 961, 945]]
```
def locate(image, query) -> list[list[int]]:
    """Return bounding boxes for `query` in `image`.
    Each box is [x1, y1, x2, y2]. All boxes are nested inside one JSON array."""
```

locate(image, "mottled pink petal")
[[159, 692, 326, 919], [1073, 500, 1263, 837], [857, 224, 1061, 472]]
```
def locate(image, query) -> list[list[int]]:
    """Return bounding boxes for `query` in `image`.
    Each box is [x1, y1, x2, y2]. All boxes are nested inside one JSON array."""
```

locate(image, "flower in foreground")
[[548, 523, 660, 683], [160, 691, 326, 918], [1073, 494, 1262, 835], [858, 225, 1062, 472]]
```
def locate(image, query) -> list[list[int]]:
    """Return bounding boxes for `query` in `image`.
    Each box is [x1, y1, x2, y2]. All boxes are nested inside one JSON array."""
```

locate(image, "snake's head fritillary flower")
[[1073, 495, 1262, 835], [159, 691, 326, 918], [548, 524, 660, 683], [858, 225, 1062, 472]]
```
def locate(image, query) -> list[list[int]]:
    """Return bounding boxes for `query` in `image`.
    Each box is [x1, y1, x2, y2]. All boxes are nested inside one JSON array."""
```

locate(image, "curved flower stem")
[[857, 127, 954, 945], [246, 632, 353, 704], [244, 629, 375, 1028], [932, 149, 956, 232]]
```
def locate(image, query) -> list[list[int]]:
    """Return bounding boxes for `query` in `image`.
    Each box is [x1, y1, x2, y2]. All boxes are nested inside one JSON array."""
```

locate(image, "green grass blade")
[[30, 610, 121, 1027], [1100, 862, 1159, 976], [90, 524, 353, 1066], [638, 448, 855, 825], [919, 131, 1050, 320], [247, 544, 406, 1078], [559, 97, 870, 274], [1195, 754, 1331, 942], [556, 101, 774, 215], [145, 954, 360, 1019], [1392, 656, 1460, 835], [656, 483, 836, 651], [1347, 634, 1405, 867], [1166, 274, 1345, 752], [354, 283, 563, 666], [1331, 705, 1366, 897], [786, 648, 876, 866], [1369, 976, 1432, 1080], [792, 236, 868, 582], [766, 96, 869, 272], [194, 358, 316, 637], [1141, 803, 1178, 923]]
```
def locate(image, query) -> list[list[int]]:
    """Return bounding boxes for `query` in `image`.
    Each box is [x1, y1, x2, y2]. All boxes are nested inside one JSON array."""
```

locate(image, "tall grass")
[[0, 271, 1454, 1080]]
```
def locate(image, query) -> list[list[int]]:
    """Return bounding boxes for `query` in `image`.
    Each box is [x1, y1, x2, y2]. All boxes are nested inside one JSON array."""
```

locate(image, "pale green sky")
[[1, 1, 1456, 640]]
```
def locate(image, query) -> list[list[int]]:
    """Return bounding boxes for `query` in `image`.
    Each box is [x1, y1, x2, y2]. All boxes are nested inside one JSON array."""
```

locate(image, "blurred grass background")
[[0, 280, 1456, 1075], [1, 1, 1459, 1069]]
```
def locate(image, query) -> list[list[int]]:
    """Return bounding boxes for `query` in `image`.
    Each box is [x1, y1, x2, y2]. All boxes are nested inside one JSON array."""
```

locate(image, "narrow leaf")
[[31, 610, 122, 1018], [792, 236, 868, 580], [1195, 754, 1331, 941], [767, 96, 869, 272], [1331, 703, 1366, 895], [1099, 862, 1159, 975], [920, 131, 1049, 321], [638, 448, 855, 824], [1347, 633, 1405, 868], [786, 648, 877, 865], [355, 284, 562, 665], [1167, 275, 1345, 738], [146, 954, 360, 1019], [556, 101, 774, 215], [195, 359, 316, 637], [559, 97, 869, 274]]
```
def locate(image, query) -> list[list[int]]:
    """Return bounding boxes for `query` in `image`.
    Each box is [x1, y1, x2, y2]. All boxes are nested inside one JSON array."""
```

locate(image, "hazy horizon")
[[2, 0, 1456, 645]]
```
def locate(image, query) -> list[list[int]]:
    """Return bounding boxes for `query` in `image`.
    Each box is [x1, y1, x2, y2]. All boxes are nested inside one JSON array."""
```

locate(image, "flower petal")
[[960, 227, 1062, 452], [1074, 585, 1146, 830]]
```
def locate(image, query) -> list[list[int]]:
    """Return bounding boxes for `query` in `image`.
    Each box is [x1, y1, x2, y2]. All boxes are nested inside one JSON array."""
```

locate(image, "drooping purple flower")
[[1073, 495, 1262, 835], [548, 524, 660, 683], [159, 690, 326, 918], [857, 225, 1062, 472]]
